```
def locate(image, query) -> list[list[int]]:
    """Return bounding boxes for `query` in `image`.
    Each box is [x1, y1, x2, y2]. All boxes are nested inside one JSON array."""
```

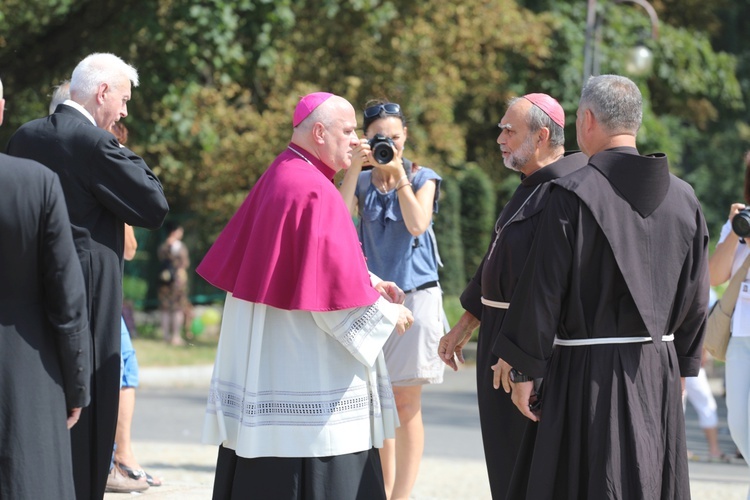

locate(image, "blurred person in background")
[[683, 288, 726, 462], [708, 150, 750, 497], [157, 221, 190, 346], [339, 100, 446, 500]]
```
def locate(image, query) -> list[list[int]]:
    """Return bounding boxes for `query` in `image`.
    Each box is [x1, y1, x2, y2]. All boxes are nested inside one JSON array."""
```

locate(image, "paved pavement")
[[104, 361, 750, 499]]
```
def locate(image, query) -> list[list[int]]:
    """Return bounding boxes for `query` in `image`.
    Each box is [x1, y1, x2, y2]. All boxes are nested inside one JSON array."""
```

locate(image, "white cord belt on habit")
[[553, 334, 675, 346], [481, 297, 509, 309]]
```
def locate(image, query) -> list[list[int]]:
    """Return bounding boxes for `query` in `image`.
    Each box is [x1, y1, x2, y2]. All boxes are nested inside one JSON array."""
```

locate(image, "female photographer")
[[340, 100, 447, 500], [708, 150, 750, 496]]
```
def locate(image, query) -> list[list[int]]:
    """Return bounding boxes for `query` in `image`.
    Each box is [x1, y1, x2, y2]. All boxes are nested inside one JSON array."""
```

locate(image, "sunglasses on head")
[[363, 103, 401, 119]]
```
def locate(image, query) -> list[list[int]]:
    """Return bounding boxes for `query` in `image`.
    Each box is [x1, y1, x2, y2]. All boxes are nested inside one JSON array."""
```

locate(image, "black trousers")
[[212, 445, 387, 500]]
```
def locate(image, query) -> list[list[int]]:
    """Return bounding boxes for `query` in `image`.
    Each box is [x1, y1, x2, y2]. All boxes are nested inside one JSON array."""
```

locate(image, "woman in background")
[[157, 222, 190, 346], [708, 150, 750, 499], [340, 100, 446, 499]]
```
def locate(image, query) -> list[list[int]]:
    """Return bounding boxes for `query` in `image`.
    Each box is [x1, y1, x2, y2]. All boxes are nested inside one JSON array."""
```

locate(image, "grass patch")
[[132, 336, 218, 367], [130, 295, 471, 368]]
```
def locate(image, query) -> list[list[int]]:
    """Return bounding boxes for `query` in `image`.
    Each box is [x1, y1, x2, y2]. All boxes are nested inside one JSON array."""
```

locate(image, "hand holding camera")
[[349, 137, 373, 171], [730, 203, 750, 237]]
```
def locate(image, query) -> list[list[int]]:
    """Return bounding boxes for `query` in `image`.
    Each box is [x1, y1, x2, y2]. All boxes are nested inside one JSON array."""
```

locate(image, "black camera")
[[733, 208, 750, 238], [368, 134, 395, 165]]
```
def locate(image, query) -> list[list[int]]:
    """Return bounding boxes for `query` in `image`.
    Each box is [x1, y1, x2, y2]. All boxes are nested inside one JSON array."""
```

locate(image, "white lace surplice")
[[203, 293, 400, 458]]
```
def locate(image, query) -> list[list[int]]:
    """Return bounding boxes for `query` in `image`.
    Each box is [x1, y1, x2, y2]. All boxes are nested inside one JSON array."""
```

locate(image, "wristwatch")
[[509, 367, 533, 383]]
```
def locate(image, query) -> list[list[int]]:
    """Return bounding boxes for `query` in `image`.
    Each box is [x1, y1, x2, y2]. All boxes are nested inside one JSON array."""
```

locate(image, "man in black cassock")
[[6, 53, 169, 500], [0, 78, 91, 500], [438, 93, 586, 499], [494, 75, 709, 499]]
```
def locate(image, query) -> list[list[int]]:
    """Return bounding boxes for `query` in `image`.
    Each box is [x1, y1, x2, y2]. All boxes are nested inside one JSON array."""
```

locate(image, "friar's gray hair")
[[579, 74, 642, 135]]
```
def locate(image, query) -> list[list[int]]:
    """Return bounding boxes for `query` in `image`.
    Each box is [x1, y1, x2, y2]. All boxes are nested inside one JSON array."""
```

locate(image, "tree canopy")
[[1, 0, 748, 301]]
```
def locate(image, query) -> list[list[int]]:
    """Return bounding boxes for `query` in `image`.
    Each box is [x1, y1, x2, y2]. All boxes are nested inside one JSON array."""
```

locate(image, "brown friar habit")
[[496, 147, 709, 500], [459, 152, 587, 499]]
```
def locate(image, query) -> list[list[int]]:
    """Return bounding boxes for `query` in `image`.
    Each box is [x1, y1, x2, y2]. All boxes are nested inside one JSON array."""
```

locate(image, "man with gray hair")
[[0, 77, 90, 499], [438, 93, 586, 499], [495, 75, 709, 498], [6, 53, 168, 500]]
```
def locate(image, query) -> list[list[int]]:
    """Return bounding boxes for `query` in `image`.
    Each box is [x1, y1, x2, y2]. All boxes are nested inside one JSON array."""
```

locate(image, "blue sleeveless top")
[[355, 164, 442, 291]]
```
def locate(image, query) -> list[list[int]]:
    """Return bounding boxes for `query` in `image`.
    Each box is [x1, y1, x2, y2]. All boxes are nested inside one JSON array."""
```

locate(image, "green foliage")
[[458, 165, 495, 286], [442, 294, 464, 329], [123, 274, 148, 304], [2, 0, 750, 303], [435, 174, 465, 295]]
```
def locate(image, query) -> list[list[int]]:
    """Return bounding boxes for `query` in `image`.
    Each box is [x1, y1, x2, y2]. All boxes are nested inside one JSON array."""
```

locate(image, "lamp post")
[[582, 0, 660, 84]]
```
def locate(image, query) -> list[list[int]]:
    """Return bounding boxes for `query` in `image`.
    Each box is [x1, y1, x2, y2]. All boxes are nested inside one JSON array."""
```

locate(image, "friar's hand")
[[491, 357, 513, 393], [439, 328, 472, 371], [510, 381, 539, 422]]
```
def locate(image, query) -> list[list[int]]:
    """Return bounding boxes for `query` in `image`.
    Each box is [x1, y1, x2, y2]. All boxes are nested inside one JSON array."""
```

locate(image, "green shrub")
[[435, 174, 466, 295], [123, 275, 149, 304], [459, 165, 494, 283]]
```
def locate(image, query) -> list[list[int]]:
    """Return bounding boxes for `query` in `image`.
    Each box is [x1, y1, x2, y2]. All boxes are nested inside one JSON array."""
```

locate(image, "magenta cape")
[[196, 144, 380, 312]]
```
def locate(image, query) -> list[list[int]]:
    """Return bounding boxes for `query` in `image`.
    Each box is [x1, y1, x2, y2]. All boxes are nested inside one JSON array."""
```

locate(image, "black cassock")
[[6, 105, 169, 500], [460, 152, 586, 499], [0, 155, 90, 499], [497, 147, 709, 499]]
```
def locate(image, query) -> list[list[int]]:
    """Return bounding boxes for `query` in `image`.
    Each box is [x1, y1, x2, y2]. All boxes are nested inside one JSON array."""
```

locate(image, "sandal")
[[116, 462, 163, 487]]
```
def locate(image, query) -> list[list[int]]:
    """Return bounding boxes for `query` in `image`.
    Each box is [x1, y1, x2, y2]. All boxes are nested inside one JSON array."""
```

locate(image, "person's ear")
[[0, 99, 5, 127], [96, 83, 109, 105], [584, 109, 596, 133], [312, 122, 326, 144], [538, 126, 550, 145]]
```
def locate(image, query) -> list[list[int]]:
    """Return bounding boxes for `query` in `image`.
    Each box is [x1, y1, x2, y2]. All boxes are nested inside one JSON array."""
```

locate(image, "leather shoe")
[[105, 463, 150, 493]]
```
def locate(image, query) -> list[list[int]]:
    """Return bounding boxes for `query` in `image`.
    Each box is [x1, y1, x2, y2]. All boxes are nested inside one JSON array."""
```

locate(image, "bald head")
[[291, 95, 359, 173]]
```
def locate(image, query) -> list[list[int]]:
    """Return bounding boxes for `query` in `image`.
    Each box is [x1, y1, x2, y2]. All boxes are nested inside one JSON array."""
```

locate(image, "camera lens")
[[368, 134, 395, 165], [732, 209, 750, 238], [372, 142, 394, 164]]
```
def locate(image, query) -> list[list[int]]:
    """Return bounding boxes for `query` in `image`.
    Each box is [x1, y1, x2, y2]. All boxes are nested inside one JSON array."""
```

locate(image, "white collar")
[[61, 99, 97, 127]]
